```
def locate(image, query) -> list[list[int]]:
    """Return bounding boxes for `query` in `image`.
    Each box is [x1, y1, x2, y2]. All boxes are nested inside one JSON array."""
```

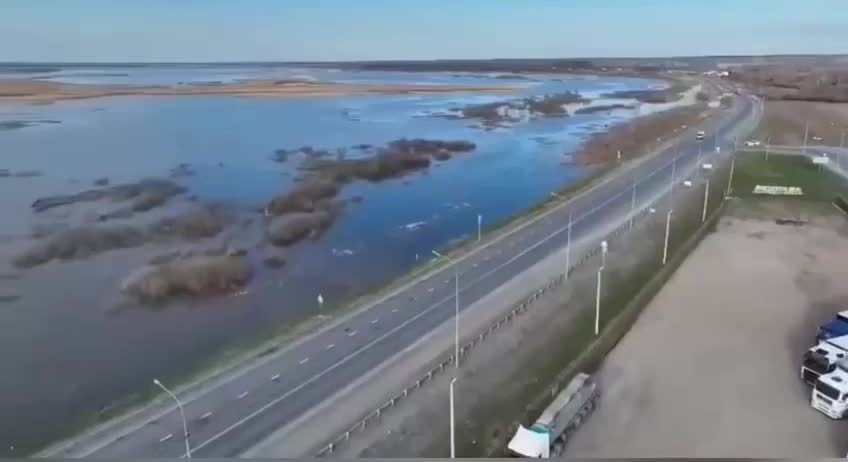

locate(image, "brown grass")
[[120, 255, 252, 302], [13, 226, 145, 268], [576, 104, 707, 165]]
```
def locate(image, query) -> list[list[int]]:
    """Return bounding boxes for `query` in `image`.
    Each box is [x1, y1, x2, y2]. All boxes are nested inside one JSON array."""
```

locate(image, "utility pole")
[[702, 180, 710, 222]]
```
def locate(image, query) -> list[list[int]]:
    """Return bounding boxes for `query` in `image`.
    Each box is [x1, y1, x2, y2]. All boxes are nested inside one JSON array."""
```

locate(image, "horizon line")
[[0, 52, 845, 66]]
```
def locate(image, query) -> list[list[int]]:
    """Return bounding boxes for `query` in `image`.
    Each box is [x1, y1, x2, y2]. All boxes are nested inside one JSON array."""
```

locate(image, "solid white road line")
[[237, 391, 249, 399], [299, 358, 310, 365], [159, 434, 173, 443]]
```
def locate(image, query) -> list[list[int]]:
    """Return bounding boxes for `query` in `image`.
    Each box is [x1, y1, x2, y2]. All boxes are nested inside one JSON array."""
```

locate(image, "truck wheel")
[[552, 442, 564, 456]]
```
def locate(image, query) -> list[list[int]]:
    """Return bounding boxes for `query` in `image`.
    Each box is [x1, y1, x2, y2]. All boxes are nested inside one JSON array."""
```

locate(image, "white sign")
[[813, 156, 830, 165], [753, 185, 804, 196], [702, 163, 713, 170]]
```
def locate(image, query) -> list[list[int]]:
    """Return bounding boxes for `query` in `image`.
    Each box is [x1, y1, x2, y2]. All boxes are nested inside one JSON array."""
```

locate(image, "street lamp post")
[[663, 210, 673, 265], [450, 377, 457, 458], [802, 122, 809, 156], [600, 240, 608, 269], [726, 158, 736, 199], [595, 241, 607, 336], [629, 177, 636, 230], [765, 137, 771, 161], [565, 213, 572, 279], [432, 250, 460, 368], [669, 154, 678, 198], [697, 140, 702, 169], [153, 379, 191, 458]]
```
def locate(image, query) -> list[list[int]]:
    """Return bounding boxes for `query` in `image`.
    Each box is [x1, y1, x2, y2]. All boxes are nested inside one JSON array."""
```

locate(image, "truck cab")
[[816, 310, 848, 342], [801, 335, 848, 385], [812, 359, 848, 419]]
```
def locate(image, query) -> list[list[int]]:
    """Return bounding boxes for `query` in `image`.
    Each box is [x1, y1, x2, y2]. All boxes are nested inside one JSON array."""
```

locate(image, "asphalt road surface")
[[49, 91, 759, 458]]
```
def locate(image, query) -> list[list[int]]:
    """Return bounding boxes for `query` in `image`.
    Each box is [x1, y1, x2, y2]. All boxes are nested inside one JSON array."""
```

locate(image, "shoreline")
[[33, 84, 713, 457], [0, 79, 517, 104]]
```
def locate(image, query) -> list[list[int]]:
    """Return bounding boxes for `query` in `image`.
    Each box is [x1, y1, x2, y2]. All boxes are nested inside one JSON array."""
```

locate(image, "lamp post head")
[[601, 240, 608, 253], [153, 379, 161, 385]]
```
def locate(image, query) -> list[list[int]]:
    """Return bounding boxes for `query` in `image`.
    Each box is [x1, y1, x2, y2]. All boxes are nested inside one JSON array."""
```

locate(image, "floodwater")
[[0, 64, 666, 454]]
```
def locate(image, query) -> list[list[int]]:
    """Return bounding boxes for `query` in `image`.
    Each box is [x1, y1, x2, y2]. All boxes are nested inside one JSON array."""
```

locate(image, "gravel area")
[[566, 199, 848, 457]]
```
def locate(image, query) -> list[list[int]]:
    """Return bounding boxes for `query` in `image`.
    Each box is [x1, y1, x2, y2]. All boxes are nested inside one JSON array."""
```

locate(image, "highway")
[[46, 89, 760, 458]]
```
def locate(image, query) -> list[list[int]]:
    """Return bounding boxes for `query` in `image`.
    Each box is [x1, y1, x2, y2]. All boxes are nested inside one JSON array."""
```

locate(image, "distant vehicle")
[[817, 310, 848, 342], [802, 334, 848, 385], [507, 373, 598, 458], [813, 136, 824, 141], [812, 359, 848, 419], [744, 140, 761, 147], [696, 130, 705, 141]]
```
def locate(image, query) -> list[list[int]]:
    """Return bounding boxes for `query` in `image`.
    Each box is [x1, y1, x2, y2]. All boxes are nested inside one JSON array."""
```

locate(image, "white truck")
[[812, 358, 848, 419], [801, 334, 848, 385], [507, 372, 598, 458]]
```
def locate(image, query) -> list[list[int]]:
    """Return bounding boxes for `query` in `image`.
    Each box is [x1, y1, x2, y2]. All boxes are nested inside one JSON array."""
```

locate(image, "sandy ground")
[[0, 79, 515, 104], [565, 199, 848, 457], [752, 100, 848, 146]]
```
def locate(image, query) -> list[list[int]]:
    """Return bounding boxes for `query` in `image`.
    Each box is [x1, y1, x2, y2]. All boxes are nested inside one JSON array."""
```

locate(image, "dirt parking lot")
[[566, 199, 848, 457]]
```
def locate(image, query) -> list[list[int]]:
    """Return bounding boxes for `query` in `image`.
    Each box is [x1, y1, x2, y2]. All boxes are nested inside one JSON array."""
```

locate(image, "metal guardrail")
[[315, 96, 757, 457], [314, 205, 654, 457]]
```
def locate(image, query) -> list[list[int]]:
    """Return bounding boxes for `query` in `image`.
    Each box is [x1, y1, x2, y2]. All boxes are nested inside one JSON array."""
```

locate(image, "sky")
[[0, 0, 846, 62]]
